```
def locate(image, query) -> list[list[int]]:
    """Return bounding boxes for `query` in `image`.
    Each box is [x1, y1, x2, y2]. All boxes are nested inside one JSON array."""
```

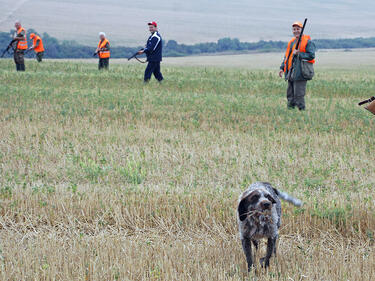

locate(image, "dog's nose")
[[262, 201, 271, 210]]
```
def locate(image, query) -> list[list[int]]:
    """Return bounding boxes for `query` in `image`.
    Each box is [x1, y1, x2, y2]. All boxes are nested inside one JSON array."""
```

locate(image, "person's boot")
[[287, 102, 295, 109], [20, 64, 25, 71], [16, 64, 20, 71]]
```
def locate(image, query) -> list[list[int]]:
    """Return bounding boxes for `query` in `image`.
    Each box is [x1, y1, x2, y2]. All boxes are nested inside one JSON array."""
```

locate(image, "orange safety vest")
[[284, 35, 315, 72], [33, 35, 45, 53], [97, 39, 110, 58], [16, 27, 28, 50]]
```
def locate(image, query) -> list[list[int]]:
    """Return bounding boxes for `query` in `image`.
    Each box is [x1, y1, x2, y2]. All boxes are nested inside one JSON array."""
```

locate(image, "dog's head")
[[238, 189, 276, 222]]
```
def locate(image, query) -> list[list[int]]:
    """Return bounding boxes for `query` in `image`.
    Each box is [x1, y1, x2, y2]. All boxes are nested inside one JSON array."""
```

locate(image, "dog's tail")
[[274, 189, 303, 207]]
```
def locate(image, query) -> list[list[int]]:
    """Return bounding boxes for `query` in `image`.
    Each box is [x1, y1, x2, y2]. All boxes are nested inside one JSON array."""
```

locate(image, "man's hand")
[[137, 50, 144, 55], [279, 70, 284, 78], [293, 49, 300, 56]]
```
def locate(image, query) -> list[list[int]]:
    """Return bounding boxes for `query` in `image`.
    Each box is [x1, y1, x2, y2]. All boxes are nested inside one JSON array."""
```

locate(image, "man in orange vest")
[[13, 21, 28, 71], [96, 32, 110, 70], [279, 21, 316, 110], [29, 33, 45, 62]]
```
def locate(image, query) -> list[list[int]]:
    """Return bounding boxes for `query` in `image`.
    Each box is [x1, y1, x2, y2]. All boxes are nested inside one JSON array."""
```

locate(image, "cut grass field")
[[0, 57, 374, 280]]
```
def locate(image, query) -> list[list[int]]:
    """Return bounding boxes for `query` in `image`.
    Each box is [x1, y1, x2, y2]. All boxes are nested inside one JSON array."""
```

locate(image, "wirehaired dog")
[[237, 182, 302, 271]]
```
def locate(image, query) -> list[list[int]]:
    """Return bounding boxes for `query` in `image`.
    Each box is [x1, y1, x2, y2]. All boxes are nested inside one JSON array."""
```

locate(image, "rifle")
[[1, 39, 16, 58], [128, 48, 147, 63], [286, 18, 308, 81], [25, 47, 33, 54], [358, 96, 375, 106], [358, 96, 375, 115]]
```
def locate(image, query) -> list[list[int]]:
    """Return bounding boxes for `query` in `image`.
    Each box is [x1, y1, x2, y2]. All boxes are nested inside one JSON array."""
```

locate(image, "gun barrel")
[[295, 18, 308, 50], [128, 53, 137, 60], [358, 96, 375, 106], [1, 39, 17, 58]]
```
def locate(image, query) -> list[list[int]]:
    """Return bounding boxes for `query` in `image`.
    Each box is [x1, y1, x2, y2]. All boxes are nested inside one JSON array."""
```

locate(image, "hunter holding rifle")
[[279, 20, 316, 110], [29, 33, 45, 62], [96, 32, 110, 70], [137, 21, 164, 83], [13, 21, 28, 71]]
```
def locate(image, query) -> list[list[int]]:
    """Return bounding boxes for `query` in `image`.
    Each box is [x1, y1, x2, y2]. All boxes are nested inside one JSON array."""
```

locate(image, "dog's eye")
[[250, 195, 260, 203], [266, 194, 276, 204]]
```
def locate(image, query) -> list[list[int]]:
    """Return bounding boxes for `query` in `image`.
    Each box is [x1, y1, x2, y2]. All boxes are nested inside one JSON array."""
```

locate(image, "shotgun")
[[93, 48, 100, 57], [128, 48, 146, 63], [358, 96, 375, 106], [286, 18, 308, 81], [1, 39, 16, 58]]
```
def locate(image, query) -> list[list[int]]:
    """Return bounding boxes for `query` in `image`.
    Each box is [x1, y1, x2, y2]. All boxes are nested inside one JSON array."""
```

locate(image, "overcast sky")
[[1, 0, 374, 46]]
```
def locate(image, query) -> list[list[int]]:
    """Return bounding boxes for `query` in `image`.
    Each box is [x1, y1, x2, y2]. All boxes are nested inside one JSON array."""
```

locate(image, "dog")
[[237, 182, 302, 271]]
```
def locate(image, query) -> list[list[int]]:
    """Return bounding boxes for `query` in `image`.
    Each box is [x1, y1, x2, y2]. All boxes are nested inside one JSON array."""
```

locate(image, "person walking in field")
[[29, 33, 45, 62], [279, 21, 316, 110], [13, 21, 28, 71], [96, 32, 110, 70], [137, 21, 164, 83]]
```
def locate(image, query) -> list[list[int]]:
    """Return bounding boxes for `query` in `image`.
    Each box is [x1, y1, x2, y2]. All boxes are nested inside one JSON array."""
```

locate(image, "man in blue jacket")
[[138, 21, 164, 82]]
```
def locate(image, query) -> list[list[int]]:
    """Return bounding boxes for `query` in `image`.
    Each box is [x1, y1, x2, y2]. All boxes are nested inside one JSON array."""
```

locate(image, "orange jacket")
[[284, 35, 315, 72], [16, 27, 28, 50], [32, 35, 45, 53], [97, 39, 110, 58]]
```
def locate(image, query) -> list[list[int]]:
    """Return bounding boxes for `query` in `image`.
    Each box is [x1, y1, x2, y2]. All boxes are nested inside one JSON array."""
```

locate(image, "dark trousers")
[[144, 61, 163, 82], [36, 52, 44, 62], [287, 80, 307, 110], [14, 50, 25, 71], [99, 58, 109, 70]]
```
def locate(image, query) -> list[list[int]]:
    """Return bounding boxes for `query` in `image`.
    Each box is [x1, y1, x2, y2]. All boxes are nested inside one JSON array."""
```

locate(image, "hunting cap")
[[292, 21, 303, 28], [148, 21, 157, 27], [29, 33, 35, 39], [99, 32, 106, 37]]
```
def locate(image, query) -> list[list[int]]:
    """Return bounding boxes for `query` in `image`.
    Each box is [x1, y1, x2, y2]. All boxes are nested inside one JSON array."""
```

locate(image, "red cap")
[[148, 21, 157, 27]]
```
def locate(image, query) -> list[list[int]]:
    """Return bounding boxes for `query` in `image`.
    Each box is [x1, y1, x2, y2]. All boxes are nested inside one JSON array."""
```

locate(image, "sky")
[[0, 0, 374, 46]]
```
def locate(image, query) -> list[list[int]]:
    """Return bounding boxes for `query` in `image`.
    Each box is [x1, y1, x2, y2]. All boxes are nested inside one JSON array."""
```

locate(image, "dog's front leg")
[[261, 237, 276, 268], [241, 238, 254, 271]]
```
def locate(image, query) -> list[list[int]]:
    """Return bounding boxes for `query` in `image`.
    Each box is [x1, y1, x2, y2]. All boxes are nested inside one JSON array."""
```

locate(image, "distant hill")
[[1, 0, 375, 46]]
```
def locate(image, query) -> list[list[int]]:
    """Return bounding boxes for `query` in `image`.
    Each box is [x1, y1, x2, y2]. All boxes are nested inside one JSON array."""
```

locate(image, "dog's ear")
[[272, 187, 280, 196], [238, 191, 259, 221], [238, 197, 251, 221], [266, 194, 276, 204]]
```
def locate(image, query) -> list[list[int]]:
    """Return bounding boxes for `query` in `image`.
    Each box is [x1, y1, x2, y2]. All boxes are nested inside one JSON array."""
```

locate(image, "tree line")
[[1, 29, 375, 59]]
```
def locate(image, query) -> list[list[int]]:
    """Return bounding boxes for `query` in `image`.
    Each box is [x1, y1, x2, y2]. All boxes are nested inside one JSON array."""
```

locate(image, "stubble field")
[[0, 57, 374, 280]]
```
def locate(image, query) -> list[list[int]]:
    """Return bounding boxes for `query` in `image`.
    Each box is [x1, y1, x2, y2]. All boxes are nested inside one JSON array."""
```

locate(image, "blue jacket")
[[144, 31, 162, 62]]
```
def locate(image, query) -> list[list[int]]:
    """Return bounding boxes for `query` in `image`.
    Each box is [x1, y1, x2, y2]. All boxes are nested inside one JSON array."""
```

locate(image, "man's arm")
[[14, 30, 26, 41], [280, 56, 286, 70], [144, 36, 160, 55], [98, 42, 110, 51], [299, 40, 315, 61], [279, 56, 286, 77], [102, 42, 110, 51]]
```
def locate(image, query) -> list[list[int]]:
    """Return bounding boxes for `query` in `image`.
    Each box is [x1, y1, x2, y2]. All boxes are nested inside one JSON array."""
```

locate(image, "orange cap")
[[30, 33, 35, 39], [292, 21, 303, 28]]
